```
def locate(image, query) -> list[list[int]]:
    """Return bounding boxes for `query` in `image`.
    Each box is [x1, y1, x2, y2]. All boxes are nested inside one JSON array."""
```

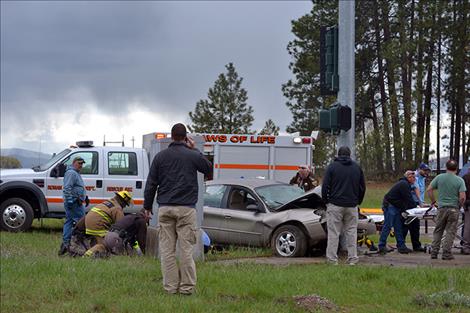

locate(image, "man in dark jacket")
[[378, 171, 415, 254], [322, 146, 365, 265], [82, 209, 150, 257], [144, 123, 212, 295], [462, 168, 470, 254]]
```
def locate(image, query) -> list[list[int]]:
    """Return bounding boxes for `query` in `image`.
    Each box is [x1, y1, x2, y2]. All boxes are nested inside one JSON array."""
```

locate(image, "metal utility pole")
[[336, 0, 355, 159]]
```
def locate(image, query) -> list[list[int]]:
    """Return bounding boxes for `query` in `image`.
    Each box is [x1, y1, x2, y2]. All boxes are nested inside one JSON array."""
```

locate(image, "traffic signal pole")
[[336, 0, 355, 159]]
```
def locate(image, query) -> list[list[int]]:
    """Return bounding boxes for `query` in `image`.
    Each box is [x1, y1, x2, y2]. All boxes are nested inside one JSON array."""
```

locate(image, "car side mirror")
[[246, 204, 262, 212]]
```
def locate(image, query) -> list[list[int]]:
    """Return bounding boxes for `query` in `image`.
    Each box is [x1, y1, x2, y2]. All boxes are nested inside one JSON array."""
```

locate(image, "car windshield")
[[255, 184, 305, 210], [33, 149, 71, 171]]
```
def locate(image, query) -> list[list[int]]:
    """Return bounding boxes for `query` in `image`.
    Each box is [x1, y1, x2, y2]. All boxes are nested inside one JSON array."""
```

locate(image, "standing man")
[[378, 171, 415, 254], [414, 163, 431, 205], [322, 146, 365, 265], [59, 156, 87, 255], [462, 168, 470, 255], [144, 123, 212, 295], [427, 160, 466, 260], [289, 165, 318, 192]]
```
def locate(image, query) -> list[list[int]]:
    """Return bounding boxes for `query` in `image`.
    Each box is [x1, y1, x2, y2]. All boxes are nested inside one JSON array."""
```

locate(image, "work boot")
[[58, 243, 68, 256], [413, 246, 426, 252], [378, 248, 387, 255], [397, 247, 412, 254], [441, 254, 454, 260]]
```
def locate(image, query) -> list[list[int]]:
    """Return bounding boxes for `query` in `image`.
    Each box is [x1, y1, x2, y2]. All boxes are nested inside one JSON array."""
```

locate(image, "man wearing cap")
[[322, 146, 366, 265], [414, 163, 431, 205], [59, 156, 87, 255], [427, 159, 466, 260], [144, 123, 212, 295], [289, 165, 318, 192]]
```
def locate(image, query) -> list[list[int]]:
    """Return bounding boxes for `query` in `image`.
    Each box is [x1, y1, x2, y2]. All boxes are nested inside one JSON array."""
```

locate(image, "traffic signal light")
[[318, 104, 351, 133], [320, 26, 339, 95]]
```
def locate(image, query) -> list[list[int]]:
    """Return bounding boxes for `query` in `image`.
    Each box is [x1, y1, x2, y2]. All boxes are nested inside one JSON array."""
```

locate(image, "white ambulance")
[[199, 133, 314, 182]]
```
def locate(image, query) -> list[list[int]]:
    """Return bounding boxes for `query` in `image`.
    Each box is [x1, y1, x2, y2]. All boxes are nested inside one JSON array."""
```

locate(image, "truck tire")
[[0, 198, 34, 232], [271, 225, 307, 257]]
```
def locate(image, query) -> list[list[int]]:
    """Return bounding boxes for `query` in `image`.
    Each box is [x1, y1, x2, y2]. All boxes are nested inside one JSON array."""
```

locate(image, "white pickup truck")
[[0, 133, 315, 232], [0, 141, 149, 231]]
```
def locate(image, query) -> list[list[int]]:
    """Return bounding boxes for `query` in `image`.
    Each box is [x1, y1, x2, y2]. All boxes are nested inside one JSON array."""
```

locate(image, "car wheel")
[[271, 225, 307, 257], [0, 198, 34, 232]]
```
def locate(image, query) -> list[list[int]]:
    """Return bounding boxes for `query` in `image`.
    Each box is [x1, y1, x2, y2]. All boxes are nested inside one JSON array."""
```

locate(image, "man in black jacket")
[[322, 146, 365, 265], [144, 123, 212, 295], [378, 171, 415, 254]]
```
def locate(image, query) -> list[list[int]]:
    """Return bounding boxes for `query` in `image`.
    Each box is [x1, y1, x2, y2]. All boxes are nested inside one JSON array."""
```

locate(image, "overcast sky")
[[1, 1, 312, 154]]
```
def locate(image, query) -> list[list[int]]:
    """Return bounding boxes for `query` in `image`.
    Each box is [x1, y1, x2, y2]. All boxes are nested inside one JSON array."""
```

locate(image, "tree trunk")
[[423, 12, 436, 164], [415, 3, 425, 165], [398, 0, 413, 168], [382, 1, 403, 172], [374, 2, 393, 172], [436, 10, 442, 172]]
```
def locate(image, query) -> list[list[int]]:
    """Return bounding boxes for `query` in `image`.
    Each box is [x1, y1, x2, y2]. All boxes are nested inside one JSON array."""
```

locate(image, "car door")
[[219, 186, 266, 246], [102, 150, 142, 214], [202, 184, 228, 244], [45, 150, 103, 213]]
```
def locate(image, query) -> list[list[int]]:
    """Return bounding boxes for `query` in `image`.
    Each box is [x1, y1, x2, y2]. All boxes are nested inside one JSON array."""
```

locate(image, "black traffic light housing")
[[318, 103, 351, 134], [320, 26, 339, 96]]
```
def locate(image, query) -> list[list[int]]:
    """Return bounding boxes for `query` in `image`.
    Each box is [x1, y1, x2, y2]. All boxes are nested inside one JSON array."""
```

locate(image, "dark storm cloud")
[[1, 1, 312, 151]]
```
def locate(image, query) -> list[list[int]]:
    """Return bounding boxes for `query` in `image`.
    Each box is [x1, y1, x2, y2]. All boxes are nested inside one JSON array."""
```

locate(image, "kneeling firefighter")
[[83, 191, 132, 257]]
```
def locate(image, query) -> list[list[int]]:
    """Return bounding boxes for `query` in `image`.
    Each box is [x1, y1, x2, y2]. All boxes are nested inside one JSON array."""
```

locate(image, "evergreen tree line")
[[189, 0, 469, 176], [283, 0, 469, 174]]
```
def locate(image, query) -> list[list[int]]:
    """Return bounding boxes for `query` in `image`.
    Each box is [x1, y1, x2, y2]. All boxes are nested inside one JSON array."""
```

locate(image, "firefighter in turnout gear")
[[83, 191, 132, 257], [86, 209, 150, 257]]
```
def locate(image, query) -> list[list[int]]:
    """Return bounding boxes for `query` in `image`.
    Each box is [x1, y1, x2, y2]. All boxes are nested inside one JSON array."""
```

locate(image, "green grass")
[[361, 184, 390, 208], [2, 221, 470, 313]]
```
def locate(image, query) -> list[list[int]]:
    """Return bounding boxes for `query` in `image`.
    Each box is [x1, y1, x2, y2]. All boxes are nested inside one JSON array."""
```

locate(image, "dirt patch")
[[293, 294, 339, 312]]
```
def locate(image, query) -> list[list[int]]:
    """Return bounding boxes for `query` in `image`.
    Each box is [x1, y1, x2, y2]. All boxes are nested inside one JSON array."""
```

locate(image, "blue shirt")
[[414, 170, 426, 203], [63, 166, 86, 202]]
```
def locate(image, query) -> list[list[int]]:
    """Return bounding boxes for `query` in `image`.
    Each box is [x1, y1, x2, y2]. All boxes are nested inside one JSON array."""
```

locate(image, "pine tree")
[[259, 119, 280, 135], [188, 63, 254, 134]]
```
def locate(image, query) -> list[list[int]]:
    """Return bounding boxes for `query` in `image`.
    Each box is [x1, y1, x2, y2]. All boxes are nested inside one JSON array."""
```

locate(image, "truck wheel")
[[0, 198, 34, 232], [271, 225, 307, 257]]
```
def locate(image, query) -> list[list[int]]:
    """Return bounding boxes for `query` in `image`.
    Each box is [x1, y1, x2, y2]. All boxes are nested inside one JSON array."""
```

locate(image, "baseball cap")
[[419, 163, 430, 171], [73, 156, 86, 164]]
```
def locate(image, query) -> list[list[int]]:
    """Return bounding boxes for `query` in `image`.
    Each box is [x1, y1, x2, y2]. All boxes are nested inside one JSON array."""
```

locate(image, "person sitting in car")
[[289, 165, 318, 192]]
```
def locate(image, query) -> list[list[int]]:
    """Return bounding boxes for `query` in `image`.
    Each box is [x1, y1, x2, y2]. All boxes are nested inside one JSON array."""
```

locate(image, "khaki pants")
[[158, 206, 197, 294], [326, 204, 358, 264], [431, 207, 459, 256]]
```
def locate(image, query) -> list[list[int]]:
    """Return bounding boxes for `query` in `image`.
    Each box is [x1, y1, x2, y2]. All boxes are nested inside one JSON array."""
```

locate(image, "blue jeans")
[[378, 205, 407, 249], [62, 200, 85, 245]]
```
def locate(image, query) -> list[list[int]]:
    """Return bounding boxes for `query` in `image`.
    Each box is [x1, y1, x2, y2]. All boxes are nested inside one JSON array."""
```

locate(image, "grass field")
[[1, 183, 468, 313], [2, 219, 470, 313]]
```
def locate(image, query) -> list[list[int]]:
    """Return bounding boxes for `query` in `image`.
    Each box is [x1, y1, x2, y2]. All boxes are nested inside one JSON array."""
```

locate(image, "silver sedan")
[[202, 179, 376, 257]]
